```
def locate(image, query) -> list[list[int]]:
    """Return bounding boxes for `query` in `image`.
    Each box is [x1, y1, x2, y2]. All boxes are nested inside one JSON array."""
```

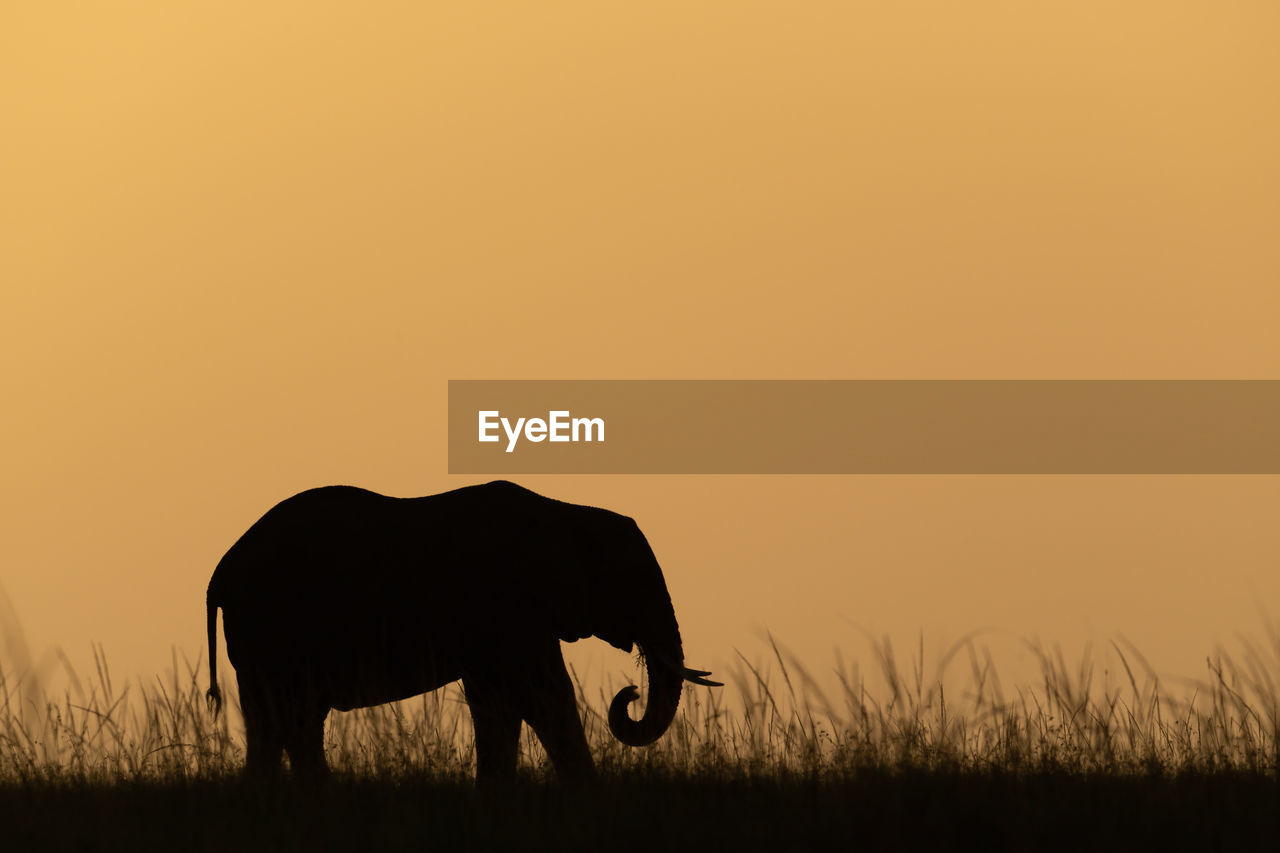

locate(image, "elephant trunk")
[[608, 627, 685, 747]]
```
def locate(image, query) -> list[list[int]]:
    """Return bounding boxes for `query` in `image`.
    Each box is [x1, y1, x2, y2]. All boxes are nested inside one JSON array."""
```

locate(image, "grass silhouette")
[[2, 631, 1278, 850]]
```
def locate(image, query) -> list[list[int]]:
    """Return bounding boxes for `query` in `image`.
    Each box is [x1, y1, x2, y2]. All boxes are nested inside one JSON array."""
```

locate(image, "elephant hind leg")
[[284, 707, 330, 781], [238, 672, 284, 779]]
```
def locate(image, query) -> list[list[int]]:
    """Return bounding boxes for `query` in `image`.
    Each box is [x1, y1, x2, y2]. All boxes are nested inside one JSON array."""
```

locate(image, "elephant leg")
[[237, 671, 284, 779], [284, 705, 331, 781], [463, 675, 523, 786], [521, 645, 596, 785]]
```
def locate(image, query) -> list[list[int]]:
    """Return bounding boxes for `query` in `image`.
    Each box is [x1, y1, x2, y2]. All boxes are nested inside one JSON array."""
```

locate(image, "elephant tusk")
[[682, 667, 723, 687], [639, 643, 722, 687]]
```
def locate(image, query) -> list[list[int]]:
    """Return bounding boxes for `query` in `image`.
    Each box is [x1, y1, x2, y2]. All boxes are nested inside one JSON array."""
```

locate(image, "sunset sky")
[[3, 3, 1278, 700]]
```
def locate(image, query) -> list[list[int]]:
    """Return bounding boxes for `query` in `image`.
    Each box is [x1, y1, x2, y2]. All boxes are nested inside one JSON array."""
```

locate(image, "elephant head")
[[555, 506, 721, 747]]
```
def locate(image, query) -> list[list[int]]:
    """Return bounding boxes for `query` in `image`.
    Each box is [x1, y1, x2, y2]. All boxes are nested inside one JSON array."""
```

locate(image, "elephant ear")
[[547, 505, 618, 645], [551, 534, 597, 644]]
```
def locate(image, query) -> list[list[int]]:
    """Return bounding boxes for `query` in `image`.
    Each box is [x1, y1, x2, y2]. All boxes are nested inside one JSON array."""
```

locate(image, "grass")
[[2, 631, 1279, 850]]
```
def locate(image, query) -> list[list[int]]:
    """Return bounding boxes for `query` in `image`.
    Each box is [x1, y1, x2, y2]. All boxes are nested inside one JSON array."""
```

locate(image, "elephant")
[[205, 479, 719, 783]]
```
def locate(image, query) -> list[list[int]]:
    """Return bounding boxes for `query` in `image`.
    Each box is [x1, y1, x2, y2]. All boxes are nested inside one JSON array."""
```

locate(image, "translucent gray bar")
[[448, 380, 1280, 474]]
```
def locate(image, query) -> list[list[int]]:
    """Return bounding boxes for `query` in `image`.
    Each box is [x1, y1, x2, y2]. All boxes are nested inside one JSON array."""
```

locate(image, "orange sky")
[[2, 3, 1279, 699]]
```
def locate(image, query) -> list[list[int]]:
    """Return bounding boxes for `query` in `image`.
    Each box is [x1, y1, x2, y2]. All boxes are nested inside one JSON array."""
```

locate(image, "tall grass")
[[2, 631, 1278, 784]]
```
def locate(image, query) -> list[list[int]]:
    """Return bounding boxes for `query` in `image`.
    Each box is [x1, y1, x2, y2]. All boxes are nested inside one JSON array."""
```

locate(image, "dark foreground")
[[3, 771, 1278, 852]]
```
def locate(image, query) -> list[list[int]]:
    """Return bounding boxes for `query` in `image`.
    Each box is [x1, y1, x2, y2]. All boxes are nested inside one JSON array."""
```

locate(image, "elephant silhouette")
[[205, 480, 719, 782]]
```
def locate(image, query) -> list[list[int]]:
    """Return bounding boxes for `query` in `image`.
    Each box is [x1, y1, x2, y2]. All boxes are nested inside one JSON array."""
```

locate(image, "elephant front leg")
[[464, 676, 522, 786], [520, 643, 597, 786]]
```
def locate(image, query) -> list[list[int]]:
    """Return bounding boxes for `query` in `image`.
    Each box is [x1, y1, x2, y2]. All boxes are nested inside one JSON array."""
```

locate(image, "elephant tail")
[[205, 590, 223, 717]]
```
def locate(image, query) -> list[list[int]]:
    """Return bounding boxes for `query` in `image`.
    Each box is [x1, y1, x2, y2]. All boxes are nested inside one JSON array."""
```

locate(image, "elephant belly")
[[223, 605, 461, 712], [326, 659, 462, 712]]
